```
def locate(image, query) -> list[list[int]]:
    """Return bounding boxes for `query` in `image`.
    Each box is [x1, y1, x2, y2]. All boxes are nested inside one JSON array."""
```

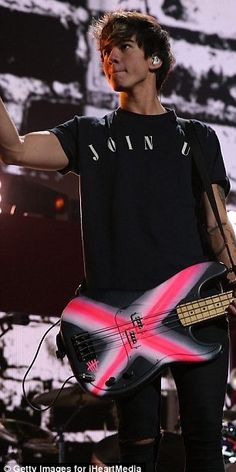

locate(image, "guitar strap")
[[177, 117, 236, 275]]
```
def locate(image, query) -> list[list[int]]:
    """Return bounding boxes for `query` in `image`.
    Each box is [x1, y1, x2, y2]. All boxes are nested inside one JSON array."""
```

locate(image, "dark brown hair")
[[92, 10, 175, 91]]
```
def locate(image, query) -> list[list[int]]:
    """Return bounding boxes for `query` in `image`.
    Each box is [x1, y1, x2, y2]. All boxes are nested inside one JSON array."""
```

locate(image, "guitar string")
[[75, 292, 232, 339], [79, 308, 222, 356], [76, 292, 232, 354], [75, 292, 232, 356], [72, 290, 232, 341], [78, 310, 217, 355], [76, 291, 232, 342]]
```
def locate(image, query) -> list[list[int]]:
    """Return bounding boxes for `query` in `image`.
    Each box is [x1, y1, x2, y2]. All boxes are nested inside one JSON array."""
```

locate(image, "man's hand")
[[0, 97, 68, 170], [227, 286, 236, 316]]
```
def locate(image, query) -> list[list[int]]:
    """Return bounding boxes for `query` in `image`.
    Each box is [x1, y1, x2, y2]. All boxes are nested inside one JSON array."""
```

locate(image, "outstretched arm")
[[202, 183, 236, 315], [0, 97, 68, 171]]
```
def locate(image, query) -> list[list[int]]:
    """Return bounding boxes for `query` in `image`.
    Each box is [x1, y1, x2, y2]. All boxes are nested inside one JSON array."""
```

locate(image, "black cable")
[[22, 318, 75, 412]]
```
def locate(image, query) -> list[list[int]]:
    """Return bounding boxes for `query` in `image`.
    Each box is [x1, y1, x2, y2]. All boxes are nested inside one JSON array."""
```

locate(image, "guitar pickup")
[[125, 329, 138, 347], [131, 312, 143, 329]]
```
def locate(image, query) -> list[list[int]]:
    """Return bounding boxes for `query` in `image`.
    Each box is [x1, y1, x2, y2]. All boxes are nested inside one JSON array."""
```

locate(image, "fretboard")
[[177, 291, 233, 327]]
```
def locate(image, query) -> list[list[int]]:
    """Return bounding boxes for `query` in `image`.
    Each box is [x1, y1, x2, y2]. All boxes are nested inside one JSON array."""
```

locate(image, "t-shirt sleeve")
[[50, 116, 80, 174], [193, 120, 230, 196]]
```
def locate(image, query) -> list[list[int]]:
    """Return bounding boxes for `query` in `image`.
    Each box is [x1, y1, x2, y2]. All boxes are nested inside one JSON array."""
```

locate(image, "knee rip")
[[124, 438, 155, 446]]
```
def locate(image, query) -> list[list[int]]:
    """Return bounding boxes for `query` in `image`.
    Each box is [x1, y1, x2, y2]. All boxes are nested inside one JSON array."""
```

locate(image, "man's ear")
[[149, 55, 163, 70]]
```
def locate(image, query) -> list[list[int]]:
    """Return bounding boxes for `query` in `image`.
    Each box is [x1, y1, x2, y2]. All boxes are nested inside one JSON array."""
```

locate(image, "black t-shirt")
[[50, 108, 229, 290]]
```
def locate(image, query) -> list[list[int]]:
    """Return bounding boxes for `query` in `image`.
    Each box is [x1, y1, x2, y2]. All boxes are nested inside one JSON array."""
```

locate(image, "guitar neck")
[[177, 291, 232, 327]]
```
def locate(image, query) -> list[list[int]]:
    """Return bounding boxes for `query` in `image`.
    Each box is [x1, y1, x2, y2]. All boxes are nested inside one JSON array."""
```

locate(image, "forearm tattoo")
[[206, 224, 236, 257], [217, 185, 227, 208], [206, 222, 227, 236], [229, 229, 236, 250], [203, 185, 236, 262]]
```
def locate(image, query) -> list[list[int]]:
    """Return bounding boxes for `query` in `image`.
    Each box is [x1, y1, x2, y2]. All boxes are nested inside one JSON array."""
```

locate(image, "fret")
[[177, 291, 232, 327]]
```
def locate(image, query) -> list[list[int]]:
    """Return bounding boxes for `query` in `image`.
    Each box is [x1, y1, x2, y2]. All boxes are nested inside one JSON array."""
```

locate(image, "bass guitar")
[[58, 261, 232, 397]]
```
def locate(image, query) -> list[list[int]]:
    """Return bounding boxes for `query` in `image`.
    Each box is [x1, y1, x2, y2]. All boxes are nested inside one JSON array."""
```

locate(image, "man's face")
[[101, 35, 152, 93]]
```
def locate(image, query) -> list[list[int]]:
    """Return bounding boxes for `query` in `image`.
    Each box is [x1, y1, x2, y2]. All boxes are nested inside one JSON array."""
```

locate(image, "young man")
[[1, 10, 236, 472]]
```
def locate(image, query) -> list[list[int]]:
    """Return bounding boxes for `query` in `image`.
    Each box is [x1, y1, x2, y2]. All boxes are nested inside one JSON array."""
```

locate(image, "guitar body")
[[59, 261, 229, 397]]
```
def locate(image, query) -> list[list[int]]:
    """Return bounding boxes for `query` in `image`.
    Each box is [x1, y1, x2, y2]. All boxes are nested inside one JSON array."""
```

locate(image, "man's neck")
[[119, 94, 166, 116]]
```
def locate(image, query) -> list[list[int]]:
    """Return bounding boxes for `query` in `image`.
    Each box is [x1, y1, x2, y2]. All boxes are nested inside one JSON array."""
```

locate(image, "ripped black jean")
[[116, 319, 229, 472]]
